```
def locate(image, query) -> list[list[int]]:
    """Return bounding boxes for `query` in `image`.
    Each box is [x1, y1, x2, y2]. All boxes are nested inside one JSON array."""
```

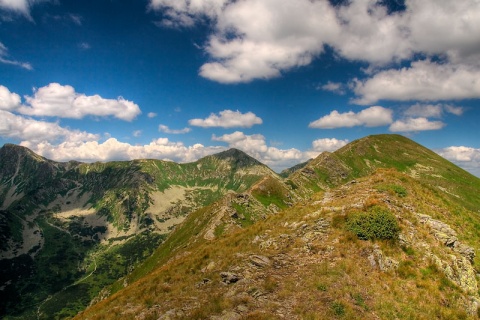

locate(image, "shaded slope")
[[0, 146, 276, 319]]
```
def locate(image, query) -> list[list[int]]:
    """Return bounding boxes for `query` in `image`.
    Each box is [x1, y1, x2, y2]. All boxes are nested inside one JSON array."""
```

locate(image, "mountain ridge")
[[2, 134, 480, 319]]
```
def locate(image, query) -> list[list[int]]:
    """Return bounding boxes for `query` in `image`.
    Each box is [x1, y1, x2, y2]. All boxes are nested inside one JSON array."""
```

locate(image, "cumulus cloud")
[[309, 106, 393, 129], [147, 112, 158, 118], [0, 110, 99, 144], [0, 85, 21, 111], [311, 138, 349, 152], [389, 117, 445, 132], [150, 0, 480, 86], [404, 103, 464, 118], [19, 83, 141, 121], [353, 60, 480, 104], [23, 137, 224, 164], [159, 124, 191, 134], [0, 42, 32, 70], [436, 146, 480, 177], [189, 109, 262, 128]]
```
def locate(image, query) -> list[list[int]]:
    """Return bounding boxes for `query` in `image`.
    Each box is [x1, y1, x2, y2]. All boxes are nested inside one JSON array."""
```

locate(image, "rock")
[[235, 304, 248, 313], [220, 272, 242, 284], [370, 245, 398, 272], [418, 213, 476, 263], [202, 261, 216, 273], [466, 296, 480, 317], [417, 213, 458, 246], [430, 254, 478, 294], [454, 243, 476, 264], [195, 278, 211, 288], [249, 255, 271, 268]]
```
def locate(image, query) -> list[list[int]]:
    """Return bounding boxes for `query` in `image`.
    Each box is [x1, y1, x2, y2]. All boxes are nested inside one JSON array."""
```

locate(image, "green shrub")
[[346, 206, 400, 240]]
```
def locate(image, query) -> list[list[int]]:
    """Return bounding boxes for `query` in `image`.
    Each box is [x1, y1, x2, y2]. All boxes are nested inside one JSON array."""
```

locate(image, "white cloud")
[[189, 109, 262, 128], [311, 138, 349, 152], [389, 117, 445, 132], [23, 137, 224, 164], [444, 105, 464, 116], [320, 81, 345, 95], [150, 0, 480, 88], [404, 103, 464, 118], [0, 0, 29, 14], [159, 124, 191, 134], [0, 110, 99, 143], [199, 0, 337, 83], [0, 85, 21, 111], [0, 42, 32, 70], [147, 112, 158, 118], [309, 106, 393, 129], [436, 146, 480, 177], [19, 83, 141, 121], [353, 60, 480, 104]]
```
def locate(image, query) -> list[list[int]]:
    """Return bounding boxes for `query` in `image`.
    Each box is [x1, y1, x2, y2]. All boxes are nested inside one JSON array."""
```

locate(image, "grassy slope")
[[0, 146, 274, 319], [76, 168, 480, 320], [76, 135, 480, 319]]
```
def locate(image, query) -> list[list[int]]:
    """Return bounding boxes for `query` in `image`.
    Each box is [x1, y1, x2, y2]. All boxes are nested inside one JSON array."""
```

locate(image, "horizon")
[[0, 0, 479, 176]]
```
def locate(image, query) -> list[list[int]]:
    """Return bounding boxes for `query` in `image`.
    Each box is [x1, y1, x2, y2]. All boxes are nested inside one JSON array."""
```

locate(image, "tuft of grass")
[[331, 301, 345, 316]]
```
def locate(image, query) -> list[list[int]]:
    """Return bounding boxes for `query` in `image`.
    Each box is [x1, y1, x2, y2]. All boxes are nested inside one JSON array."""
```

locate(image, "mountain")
[[73, 134, 480, 319], [2, 134, 480, 319], [0, 145, 276, 319]]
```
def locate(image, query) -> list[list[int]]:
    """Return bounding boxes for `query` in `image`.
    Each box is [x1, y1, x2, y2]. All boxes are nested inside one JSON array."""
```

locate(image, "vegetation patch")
[[346, 206, 400, 241], [375, 184, 408, 197]]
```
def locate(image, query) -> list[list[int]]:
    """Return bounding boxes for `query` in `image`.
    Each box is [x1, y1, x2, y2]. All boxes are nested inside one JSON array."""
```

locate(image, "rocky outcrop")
[[417, 213, 479, 314], [429, 253, 478, 294], [417, 214, 476, 263]]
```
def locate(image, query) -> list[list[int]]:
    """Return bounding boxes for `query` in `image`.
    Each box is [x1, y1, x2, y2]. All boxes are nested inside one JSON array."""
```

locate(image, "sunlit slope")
[[288, 134, 480, 210], [76, 168, 480, 319]]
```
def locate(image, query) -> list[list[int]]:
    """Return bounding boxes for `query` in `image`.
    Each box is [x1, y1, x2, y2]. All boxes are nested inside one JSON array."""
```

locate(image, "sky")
[[0, 0, 479, 176]]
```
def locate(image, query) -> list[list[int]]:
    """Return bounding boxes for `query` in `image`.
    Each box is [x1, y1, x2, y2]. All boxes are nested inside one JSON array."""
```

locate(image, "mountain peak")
[[0, 143, 48, 163], [209, 148, 264, 169]]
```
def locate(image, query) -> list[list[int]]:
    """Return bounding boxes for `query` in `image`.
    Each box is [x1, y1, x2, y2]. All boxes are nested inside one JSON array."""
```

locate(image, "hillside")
[[75, 134, 480, 319], [0, 145, 276, 319]]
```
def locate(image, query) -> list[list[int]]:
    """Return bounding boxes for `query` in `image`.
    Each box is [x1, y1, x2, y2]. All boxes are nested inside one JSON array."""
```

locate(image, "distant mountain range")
[[1, 134, 480, 319]]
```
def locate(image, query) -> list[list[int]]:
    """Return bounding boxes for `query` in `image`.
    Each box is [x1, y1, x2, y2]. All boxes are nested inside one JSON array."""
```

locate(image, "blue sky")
[[0, 0, 479, 175]]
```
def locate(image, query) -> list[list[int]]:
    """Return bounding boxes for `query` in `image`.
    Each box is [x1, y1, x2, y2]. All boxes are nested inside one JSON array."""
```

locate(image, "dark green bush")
[[346, 206, 400, 240]]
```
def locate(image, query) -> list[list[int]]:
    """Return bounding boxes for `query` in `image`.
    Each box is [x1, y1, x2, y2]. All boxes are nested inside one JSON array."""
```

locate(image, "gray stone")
[[220, 272, 242, 284], [249, 255, 271, 268]]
